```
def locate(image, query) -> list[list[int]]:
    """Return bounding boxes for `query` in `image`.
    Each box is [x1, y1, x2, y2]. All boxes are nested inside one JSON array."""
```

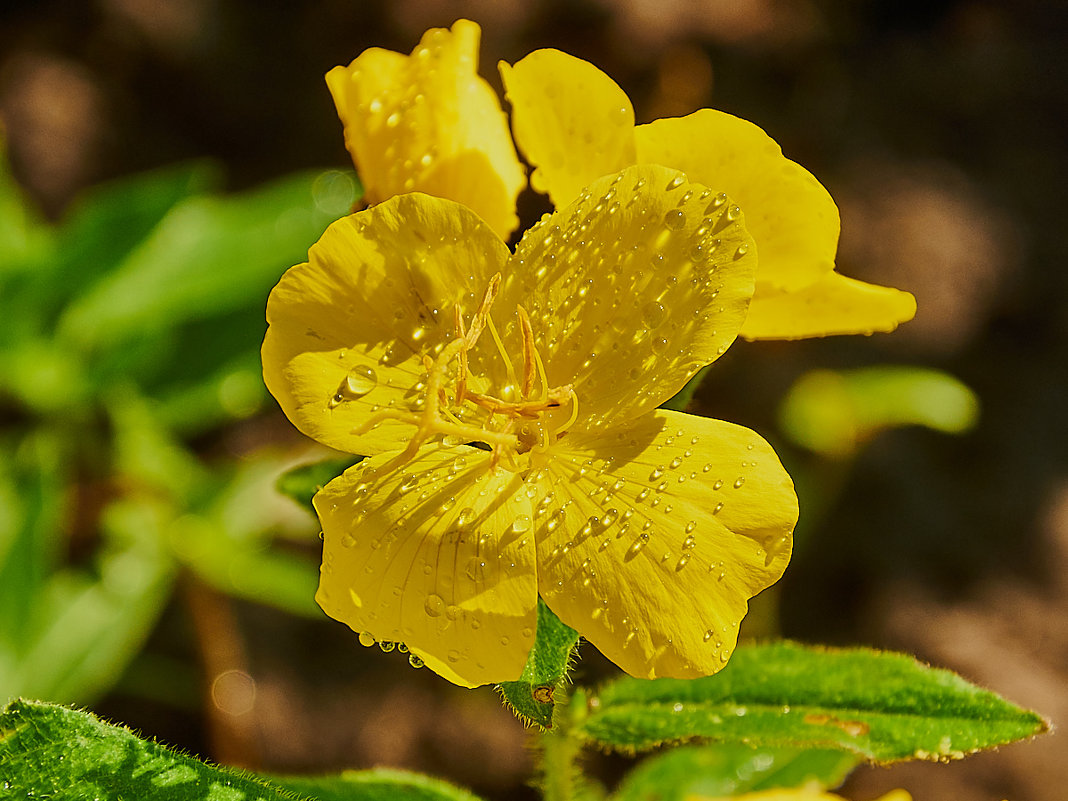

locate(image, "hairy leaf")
[[499, 599, 580, 728], [578, 641, 1047, 762]]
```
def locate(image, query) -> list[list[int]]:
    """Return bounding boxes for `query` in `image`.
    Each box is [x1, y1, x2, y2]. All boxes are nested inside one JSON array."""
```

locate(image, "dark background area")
[[2, 1, 1066, 798]]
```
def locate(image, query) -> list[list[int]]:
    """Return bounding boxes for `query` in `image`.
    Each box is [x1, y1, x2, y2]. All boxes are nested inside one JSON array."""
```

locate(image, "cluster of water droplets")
[[508, 167, 753, 434], [341, 28, 470, 196]]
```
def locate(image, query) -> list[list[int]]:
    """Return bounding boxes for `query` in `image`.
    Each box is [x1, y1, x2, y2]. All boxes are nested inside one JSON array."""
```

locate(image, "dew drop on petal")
[[379, 640, 396, 653], [329, 365, 377, 406], [456, 507, 476, 529], [642, 300, 667, 328], [409, 654, 425, 668], [358, 631, 375, 647], [424, 594, 446, 617], [663, 209, 686, 231]]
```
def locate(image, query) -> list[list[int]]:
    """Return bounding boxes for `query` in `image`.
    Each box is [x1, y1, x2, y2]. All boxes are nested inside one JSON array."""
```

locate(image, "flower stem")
[[537, 685, 599, 801]]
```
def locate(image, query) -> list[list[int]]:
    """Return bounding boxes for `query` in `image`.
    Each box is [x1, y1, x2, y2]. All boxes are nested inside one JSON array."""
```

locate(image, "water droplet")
[[329, 365, 378, 406], [642, 300, 666, 328], [663, 209, 686, 230], [669, 456, 684, 469], [340, 534, 356, 548], [649, 466, 665, 481], [685, 520, 697, 534], [734, 243, 749, 259], [602, 508, 619, 526], [666, 174, 686, 190], [424, 594, 446, 617], [397, 642, 409, 653], [379, 640, 396, 652], [726, 204, 741, 221], [512, 514, 532, 533], [712, 479, 724, 490], [733, 477, 746, 489], [358, 631, 375, 647], [713, 502, 724, 515], [456, 507, 476, 529], [447, 649, 461, 663], [703, 629, 715, 642], [672, 702, 684, 713], [409, 654, 424, 668]]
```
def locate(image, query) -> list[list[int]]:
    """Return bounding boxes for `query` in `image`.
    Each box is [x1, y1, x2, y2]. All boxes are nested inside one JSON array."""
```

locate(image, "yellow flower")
[[326, 19, 525, 239], [262, 164, 797, 687], [688, 788, 911, 801], [500, 50, 916, 340]]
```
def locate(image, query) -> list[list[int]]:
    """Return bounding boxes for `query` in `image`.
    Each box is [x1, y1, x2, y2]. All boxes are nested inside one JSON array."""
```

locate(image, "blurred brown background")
[[2, 1, 1065, 799]]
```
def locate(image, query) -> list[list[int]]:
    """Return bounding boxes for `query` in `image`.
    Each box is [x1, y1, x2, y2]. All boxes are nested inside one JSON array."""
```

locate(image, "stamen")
[[486, 316, 518, 392], [551, 389, 581, 444], [454, 307, 468, 405], [517, 305, 537, 399], [532, 335, 550, 403], [465, 272, 501, 346]]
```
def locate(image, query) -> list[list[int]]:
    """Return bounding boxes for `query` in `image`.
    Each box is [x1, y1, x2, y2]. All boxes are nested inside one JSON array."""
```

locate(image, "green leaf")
[[0, 130, 53, 276], [0, 700, 486, 801], [498, 599, 580, 728], [272, 768, 488, 801], [578, 641, 1048, 763], [778, 366, 980, 457], [0, 432, 69, 651], [5, 496, 176, 704], [56, 169, 347, 354], [0, 162, 216, 347], [276, 456, 366, 512], [0, 699, 305, 800], [169, 456, 323, 618], [614, 744, 859, 801]]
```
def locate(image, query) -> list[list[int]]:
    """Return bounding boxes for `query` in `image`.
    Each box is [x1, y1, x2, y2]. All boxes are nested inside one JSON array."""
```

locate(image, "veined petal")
[[742, 272, 918, 340], [498, 164, 756, 435], [315, 443, 538, 687], [262, 193, 510, 455], [327, 20, 525, 239], [635, 110, 839, 292], [534, 410, 796, 679], [501, 49, 636, 207]]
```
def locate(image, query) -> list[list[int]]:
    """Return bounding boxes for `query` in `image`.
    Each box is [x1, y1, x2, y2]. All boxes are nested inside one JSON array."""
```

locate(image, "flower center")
[[353, 273, 578, 472]]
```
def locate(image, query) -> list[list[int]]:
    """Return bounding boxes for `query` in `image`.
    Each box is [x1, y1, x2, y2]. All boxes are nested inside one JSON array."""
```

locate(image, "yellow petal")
[[262, 193, 510, 455], [314, 443, 538, 687], [497, 164, 756, 436], [534, 409, 796, 678], [501, 49, 636, 207], [635, 110, 839, 291], [742, 272, 918, 340], [327, 20, 525, 239]]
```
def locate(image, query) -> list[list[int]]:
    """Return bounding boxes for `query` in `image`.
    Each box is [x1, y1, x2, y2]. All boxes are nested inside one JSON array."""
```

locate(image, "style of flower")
[[262, 164, 797, 687], [500, 50, 916, 340], [327, 19, 525, 239]]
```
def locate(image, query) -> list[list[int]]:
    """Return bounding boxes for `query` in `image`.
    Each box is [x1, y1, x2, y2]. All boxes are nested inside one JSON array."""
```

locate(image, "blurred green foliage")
[[779, 367, 980, 458], [0, 136, 361, 705]]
